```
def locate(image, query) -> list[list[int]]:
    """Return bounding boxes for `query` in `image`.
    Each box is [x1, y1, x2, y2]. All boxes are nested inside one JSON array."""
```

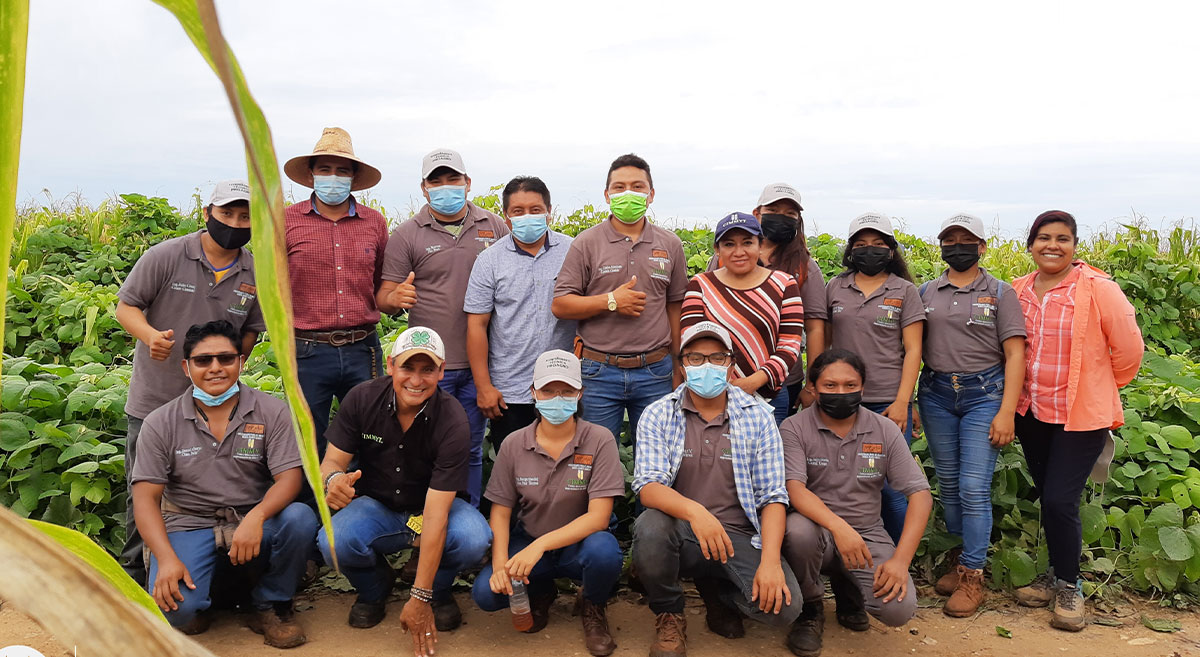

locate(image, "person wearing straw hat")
[[283, 127, 391, 454]]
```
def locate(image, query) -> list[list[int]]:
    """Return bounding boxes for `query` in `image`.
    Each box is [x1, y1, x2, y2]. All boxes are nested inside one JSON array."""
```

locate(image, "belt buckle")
[[328, 330, 352, 347]]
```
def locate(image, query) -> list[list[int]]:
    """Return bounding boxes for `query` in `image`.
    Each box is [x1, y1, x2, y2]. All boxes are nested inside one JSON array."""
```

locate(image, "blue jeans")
[[148, 503, 318, 628], [863, 401, 914, 545], [472, 527, 623, 610], [580, 356, 675, 446], [317, 496, 491, 603], [917, 365, 1005, 570], [295, 332, 383, 454], [769, 389, 790, 426], [438, 368, 486, 506]]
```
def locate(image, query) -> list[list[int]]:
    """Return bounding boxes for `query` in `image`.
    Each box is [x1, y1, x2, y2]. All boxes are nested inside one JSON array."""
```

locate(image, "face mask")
[[313, 174, 352, 205], [850, 246, 892, 276], [510, 214, 549, 244], [941, 243, 981, 272], [609, 190, 649, 223], [205, 210, 251, 250], [816, 390, 861, 420], [192, 380, 239, 407], [427, 185, 467, 215], [759, 214, 798, 244], [684, 363, 728, 399], [535, 396, 578, 425]]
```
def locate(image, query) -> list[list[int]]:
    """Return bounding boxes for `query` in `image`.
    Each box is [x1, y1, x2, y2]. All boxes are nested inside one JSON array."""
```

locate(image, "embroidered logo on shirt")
[[170, 282, 196, 293], [719, 446, 733, 461], [176, 446, 202, 458], [598, 264, 623, 275], [516, 476, 540, 487], [361, 432, 384, 444], [565, 473, 589, 491], [652, 249, 669, 259], [425, 244, 443, 254], [806, 456, 829, 467], [971, 296, 998, 326], [478, 230, 495, 239], [570, 453, 594, 472], [234, 425, 266, 461]]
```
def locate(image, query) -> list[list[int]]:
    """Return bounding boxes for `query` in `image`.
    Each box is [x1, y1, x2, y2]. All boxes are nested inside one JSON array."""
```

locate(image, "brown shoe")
[[934, 548, 962, 596], [650, 612, 687, 657], [580, 597, 617, 656], [247, 604, 307, 649], [1049, 581, 1087, 632], [943, 567, 985, 617], [1014, 570, 1055, 608]]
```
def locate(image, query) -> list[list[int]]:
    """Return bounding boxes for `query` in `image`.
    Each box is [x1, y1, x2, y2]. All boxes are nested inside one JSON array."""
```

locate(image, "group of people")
[[114, 126, 1146, 657]]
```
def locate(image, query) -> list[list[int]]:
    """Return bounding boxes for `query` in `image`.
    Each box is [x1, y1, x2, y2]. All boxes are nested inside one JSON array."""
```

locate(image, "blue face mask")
[[536, 396, 578, 425], [427, 184, 467, 215], [313, 174, 352, 205], [192, 381, 239, 407], [510, 214, 549, 244], [684, 364, 728, 399]]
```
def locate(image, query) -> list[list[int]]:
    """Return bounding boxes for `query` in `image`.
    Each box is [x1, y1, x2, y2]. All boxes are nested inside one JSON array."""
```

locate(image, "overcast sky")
[[16, 0, 1200, 239]]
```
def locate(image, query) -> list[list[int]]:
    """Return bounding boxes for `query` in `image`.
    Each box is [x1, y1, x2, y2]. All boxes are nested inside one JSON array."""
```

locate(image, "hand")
[[148, 328, 175, 361], [489, 563, 514, 596], [872, 555, 910, 603], [751, 562, 793, 614], [228, 514, 263, 565], [795, 385, 816, 410], [688, 505, 734, 563], [505, 541, 546, 582], [882, 401, 910, 431], [989, 411, 1016, 447], [389, 272, 418, 310], [399, 597, 438, 656], [152, 556, 195, 612], [831, 523, 874, 570], [477, 384, 507, 420], [326, 470, 362, 511], [612, 276, 647, 317], [911, 404, 923, 433], [730, 377, 760, 396]]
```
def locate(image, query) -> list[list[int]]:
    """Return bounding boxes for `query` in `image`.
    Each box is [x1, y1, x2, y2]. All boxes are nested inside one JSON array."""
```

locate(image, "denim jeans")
[[580, 356, 675, 446], [121, 415, 147, 586], [916, 364, 1005, 570], [472, 526, 623, 610], [295, 331, 383, 455], [769, 388, 790, 426], [438, 368, 487, 506], [863, 401, 914, 545], [317, 496, 491, 603], [147, 503, 319, 627]]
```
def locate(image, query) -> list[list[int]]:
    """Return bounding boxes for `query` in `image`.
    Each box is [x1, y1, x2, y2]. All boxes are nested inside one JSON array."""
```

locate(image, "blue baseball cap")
[[713, 212, 763, 244]]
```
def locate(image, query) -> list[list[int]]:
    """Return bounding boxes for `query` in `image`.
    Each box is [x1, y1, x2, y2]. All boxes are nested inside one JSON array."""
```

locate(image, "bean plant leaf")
[[1140, 615, 1182, 633], [1000, 548, 1037, 587], [1079, 503, 1107, 544], [995, 626, 1012, 638], [1158, 526, 1194, 562]]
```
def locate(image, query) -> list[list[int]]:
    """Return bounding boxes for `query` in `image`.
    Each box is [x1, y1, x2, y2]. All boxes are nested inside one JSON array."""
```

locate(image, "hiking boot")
[[934, 548, 962, 596], [830, 571, 869, 631], [786, 601, 824, 657], [247, 603, 307, 649], [943, 566, 985, 617], [1014, 570, 1055, 608], [179, 611, 213, 636], [650, 612, 688, 657], [580, 597, 617, 656], [432, 597, 463, 631], [1049, 580, 1087, 632], [525, 588, 556, 634], [694, 576, 744, 639], [347, 562, 396, 628]]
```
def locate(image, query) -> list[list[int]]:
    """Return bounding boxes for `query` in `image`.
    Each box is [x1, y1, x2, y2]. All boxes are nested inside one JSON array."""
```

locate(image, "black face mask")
[[941, 243, 981, 272], [850, 246, 891, 276], [206, 210, 252, 250], [760, 214, 798, 244], [816, 390, 862, 420]]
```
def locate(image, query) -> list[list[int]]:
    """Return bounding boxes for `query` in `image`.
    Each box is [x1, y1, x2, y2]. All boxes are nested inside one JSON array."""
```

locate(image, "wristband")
[[323, 470, 346, 491], [411, 586, 433, 603]]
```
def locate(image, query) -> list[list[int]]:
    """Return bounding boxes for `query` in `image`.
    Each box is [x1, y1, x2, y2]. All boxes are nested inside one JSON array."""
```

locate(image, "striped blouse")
[[681, 270, 805, 396]]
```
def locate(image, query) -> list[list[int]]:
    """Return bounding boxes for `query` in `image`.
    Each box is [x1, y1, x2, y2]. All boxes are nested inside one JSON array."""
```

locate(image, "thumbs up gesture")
[[613, 275, 647, 317], [389, 271, 418, 310], [149, 328, 175, 361], [326, 469, 362, 511]]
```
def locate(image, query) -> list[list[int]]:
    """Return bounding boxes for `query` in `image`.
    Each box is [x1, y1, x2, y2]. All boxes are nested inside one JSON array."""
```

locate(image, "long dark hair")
[[840, 230, 914, 283], [767, 213, 812, 286], [808, 348, 867, 386]]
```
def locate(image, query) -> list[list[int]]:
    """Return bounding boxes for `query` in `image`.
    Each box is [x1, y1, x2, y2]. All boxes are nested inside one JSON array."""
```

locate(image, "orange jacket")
[[1012, 261, 1145, 431]]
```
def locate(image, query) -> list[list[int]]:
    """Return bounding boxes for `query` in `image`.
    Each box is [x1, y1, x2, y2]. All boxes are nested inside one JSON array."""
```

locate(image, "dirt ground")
[[2, 586, 1196, 657]]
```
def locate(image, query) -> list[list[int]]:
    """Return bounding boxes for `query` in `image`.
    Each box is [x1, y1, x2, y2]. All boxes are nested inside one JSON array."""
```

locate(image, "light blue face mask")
[[684, 364, 728, 399], [427, 184, 467, 215], [193, 380, 239, 407], [510, 214, 549, 244], [313, 174, 352, 205], [536, 396, 578, 425]]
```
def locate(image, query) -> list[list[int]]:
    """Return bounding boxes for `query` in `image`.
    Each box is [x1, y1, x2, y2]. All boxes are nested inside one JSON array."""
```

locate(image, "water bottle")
[[510, 578, 533, 631]]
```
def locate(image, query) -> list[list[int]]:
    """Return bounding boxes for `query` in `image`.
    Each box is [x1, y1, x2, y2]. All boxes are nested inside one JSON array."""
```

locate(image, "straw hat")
[[284, 127, 382, 191]]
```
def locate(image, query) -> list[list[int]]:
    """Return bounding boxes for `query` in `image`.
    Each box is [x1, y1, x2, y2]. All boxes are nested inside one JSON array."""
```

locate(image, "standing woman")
[[825, 213, 924, 544], [684, 212, 805, 424], [917, 214, 1026, 617], [1011, 211, 1143, 632]]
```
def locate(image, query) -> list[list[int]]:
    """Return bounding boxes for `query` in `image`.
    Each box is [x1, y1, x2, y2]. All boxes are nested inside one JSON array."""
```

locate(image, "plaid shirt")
[[634, 384, 789, 549], [285, 194, 389, 330], [1017, 265, 1081, 423]]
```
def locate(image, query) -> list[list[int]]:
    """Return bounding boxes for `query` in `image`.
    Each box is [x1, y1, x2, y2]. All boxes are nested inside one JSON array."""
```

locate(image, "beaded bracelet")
[[410, 586, 433, 603], [323, 470, 345, 491]]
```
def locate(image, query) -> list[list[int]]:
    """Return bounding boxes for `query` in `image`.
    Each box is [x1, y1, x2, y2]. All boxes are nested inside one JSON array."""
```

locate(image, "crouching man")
[[132, 320, 318, 649], [632, 321, 802, 657], [780, 349, 933, 656]]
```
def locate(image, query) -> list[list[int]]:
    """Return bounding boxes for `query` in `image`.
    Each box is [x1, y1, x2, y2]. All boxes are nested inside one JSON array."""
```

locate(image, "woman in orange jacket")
[[1010, 210, 1144, 632]]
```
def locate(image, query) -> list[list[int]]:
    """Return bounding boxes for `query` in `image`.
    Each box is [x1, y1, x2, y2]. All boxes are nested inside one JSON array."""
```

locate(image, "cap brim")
[[757, 195, 804, 211], [532, 374, 582, 389], [211, 196, 251, 206], [392, 348, 444, 368], [938, 225, 986, 240], [682, 329, 732, 350], [422, 164, 468, 180], [713, 225, 761, 244], [284, 153, 383, 192]]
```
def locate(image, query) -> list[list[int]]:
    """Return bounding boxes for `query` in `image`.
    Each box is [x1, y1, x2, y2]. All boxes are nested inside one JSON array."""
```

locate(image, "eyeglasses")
[[680, 352, 733, 367], [188, 353, 241, 367], [533, 391, 582, 402]]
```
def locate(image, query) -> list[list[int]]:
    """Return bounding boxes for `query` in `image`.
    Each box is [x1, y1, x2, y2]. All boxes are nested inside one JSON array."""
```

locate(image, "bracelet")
[[410, 586, 433, 603], [323, 470, 345, 491]]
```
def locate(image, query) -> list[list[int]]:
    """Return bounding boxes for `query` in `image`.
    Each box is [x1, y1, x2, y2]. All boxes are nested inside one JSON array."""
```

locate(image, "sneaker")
[[1050, 580, 1087, 632], [526, 588, 556, 634], [943, 567, 985, 617], [432, 597, 463, 632], [1014, 570, 1055, 608], [650, 612, 688, 657], [934, 548, 962, 596], [786, 601, 825, 657], [830, 572, 869, 631], [694, 576, 745, 639], [247, 603, 307, 649], [580, 597, 617, 656]]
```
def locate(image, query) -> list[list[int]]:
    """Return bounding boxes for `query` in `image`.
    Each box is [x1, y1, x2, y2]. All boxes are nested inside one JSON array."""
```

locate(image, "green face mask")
[[609, 190, 649, 223]]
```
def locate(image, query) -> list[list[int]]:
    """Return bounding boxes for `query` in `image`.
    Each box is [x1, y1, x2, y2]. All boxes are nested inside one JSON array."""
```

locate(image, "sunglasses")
[[188, 353, 241, 367]]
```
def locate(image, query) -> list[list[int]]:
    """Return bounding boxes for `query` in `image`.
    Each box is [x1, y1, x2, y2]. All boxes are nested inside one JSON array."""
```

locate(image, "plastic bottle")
[[510, 578, 533, 631]]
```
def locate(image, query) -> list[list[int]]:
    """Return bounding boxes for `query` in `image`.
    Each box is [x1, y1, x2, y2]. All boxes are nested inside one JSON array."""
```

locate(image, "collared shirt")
[[131, 386, 302, 533], [780, 405, 929, 543], [920, 269, 1026, 374], [118, 231, 266, 419], [554, 219, 689, 354], [285, 193, 389, 331], [381, 202, 510, 370], [826, 272, 924, 403], [1016, 265, 1082, 424], [633, 384, 789, 549], [325, 376, 470, 512], [463, 231, 577, 402], [485, 420, 625, 538], [674, 394, 755, 536]]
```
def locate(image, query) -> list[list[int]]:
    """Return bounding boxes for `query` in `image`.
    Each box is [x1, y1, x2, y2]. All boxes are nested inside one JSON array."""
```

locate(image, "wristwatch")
[[607, 292, 617, 312]]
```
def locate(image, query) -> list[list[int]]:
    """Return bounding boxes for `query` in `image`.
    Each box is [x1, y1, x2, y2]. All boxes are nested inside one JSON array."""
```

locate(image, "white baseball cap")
[[391, 326, 446, 367], [421, 148, 467, 180], [938, 213, 987, 241], [532, 350, 582, 389], [209, 179, 251, 207], [847, 212, 895, 239], [681, 321, 733, 351], [756, 183, 803, 211]]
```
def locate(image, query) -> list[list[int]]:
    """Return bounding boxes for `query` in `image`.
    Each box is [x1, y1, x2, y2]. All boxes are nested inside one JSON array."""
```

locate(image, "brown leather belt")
[[295, 326, 374, 347], [580, 345, 671, 369]]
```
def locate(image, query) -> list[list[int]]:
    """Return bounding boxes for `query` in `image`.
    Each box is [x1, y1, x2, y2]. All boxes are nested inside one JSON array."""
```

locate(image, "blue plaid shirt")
[[633, 384, 789, 548]]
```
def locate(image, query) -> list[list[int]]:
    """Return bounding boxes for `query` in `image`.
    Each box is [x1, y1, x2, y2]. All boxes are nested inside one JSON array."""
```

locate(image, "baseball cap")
[[390, 326, 446, 367], [847, 212, 895, 239], [681, 320, 733, 351], [938, 213, 987, 241], [209, 180, 251, 207], [713, 212, 763, 244], [421, 148, 467, 179], [532, 349, 582, 389], [756, 183, 803, 211]]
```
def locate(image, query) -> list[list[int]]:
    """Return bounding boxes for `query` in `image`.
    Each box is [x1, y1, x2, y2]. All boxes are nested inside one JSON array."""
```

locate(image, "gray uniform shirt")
[[826, 273, 924, 403], [672, 394, 756, 537], [920, 269, 1025, 373]]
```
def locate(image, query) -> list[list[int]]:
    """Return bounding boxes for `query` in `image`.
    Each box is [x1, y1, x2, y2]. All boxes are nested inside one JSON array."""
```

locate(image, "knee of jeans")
[[633, 508, 675, 542], [1041, 494, 1078, 521], [165, 590, 210, 627], [275, 504, 320, 545], [783, 513, 823, 563], [445, 507, 492, 566], [580, 531, 623, 570], [957, 476, 995, 509], [873, 590, 917, 627], [471, 567, 508, 612]]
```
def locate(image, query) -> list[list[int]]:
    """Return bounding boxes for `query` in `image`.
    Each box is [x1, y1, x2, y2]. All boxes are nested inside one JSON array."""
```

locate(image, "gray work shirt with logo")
[[920, 269, 1025, 374], [826, 272, 924, 403]]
